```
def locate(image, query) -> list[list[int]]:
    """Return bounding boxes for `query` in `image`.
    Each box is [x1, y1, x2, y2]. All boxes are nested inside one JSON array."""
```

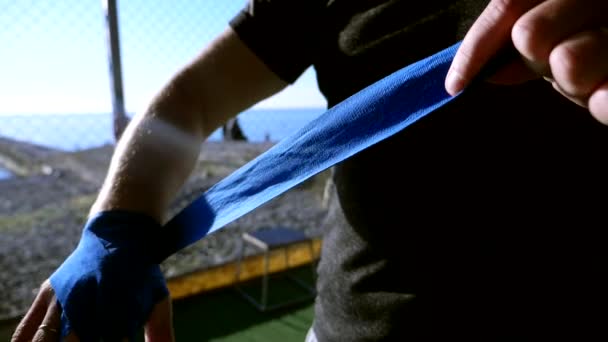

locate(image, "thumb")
[[446, 0, 544, 94], [144, 296, 175, 342]]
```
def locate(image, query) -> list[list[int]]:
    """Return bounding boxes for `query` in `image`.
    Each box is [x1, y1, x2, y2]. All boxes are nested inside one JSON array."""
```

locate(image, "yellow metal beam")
[[167, 239, 322, 300]]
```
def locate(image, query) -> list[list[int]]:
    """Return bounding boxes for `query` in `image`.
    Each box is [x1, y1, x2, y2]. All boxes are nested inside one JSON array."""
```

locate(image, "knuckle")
[[491, 0, 518, 14], [478, 0, 514, 30], [475, 0, 530, 34], [589, 87, 608, 125], [550, 45, 582, 91], [512, 15, 548, 59], [491, 0, 531, 21]]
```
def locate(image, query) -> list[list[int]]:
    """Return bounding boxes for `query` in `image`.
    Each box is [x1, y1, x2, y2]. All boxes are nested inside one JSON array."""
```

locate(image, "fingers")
[[512, 0, 608, 63], [12, 281, 80, 342], [446, 0, 544, 94], [11, 281, 54, 342], [545, 27, 608, 122], [448, 0, 608, 124], [144, 296, 175, 342], [31, 298, 62, 342], [549, 29, 608, 98], [589, 82, 608, 124]]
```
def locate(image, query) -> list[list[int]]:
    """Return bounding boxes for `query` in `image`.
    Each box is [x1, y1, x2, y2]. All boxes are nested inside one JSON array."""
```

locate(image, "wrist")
[[85, 209, 165, 263]]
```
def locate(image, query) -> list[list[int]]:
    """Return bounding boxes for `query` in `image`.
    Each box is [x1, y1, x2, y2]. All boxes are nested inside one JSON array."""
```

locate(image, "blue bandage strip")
[[51, 42, 464, 340], [157, 42, 460, 260]]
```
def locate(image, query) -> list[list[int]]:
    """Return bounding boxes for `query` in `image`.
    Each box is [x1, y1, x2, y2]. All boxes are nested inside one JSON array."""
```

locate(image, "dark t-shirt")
[[230, 1, 608, 340]]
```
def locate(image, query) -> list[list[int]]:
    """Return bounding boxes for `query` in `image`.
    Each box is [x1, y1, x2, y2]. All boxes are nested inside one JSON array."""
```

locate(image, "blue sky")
[[0, 0, 326, 115]]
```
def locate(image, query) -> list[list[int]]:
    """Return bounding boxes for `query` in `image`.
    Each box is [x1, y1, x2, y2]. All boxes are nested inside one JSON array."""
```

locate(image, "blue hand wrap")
[[50, 42, 487, 340], [50, 211, 168, 341]]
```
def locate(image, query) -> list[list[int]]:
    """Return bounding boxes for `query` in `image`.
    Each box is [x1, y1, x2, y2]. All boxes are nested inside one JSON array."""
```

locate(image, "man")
[[13, 0, 608, 341]]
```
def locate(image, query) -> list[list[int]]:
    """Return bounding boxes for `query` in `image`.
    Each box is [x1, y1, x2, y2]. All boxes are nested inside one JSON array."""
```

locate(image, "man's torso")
[[230, 1, 608, 340]]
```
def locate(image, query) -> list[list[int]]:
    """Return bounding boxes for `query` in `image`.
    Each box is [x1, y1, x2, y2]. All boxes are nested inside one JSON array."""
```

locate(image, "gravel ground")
[[0, 141, 330, 320]]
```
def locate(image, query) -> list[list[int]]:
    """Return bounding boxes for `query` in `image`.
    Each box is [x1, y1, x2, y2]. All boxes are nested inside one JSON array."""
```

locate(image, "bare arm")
[[12, 27, 288, 342], [91, 27, 288, 222]]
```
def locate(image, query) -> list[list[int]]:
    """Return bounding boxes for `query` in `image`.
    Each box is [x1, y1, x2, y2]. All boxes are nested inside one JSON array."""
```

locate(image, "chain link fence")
[[0, 0, 323, 152], [1, 0, 111, 151]]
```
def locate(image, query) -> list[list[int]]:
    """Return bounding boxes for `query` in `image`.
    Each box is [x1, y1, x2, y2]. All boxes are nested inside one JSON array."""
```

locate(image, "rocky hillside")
[[0, 139, 331, 320]]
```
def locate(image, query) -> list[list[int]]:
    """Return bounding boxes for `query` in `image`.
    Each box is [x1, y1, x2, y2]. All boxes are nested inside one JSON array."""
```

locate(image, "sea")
[[0, 107, 325, 179]]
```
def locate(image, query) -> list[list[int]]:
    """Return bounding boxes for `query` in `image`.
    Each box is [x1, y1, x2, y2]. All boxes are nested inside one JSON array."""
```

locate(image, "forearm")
[[16, 27, 289, 342], [89, 28, 288, 222], [90, 82, 206, 223]]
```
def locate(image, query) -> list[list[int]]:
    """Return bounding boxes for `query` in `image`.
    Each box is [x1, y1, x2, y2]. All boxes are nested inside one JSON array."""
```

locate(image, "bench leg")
[[261, 251, 269, 311]]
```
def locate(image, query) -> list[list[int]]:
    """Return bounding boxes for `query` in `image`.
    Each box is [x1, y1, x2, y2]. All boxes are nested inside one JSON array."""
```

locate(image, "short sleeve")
[[229, 0, 324, 83]]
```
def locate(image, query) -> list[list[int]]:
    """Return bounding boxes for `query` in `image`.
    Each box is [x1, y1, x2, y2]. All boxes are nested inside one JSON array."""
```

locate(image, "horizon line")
[[0, 106, 327, 116]]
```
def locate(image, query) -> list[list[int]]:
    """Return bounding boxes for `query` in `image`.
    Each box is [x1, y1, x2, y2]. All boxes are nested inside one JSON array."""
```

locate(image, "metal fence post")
[[102, 0, 128, 142]]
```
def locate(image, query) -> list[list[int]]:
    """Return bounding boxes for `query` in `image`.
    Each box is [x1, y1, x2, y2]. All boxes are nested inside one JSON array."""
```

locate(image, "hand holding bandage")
[[447, 0, 608, 124]]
